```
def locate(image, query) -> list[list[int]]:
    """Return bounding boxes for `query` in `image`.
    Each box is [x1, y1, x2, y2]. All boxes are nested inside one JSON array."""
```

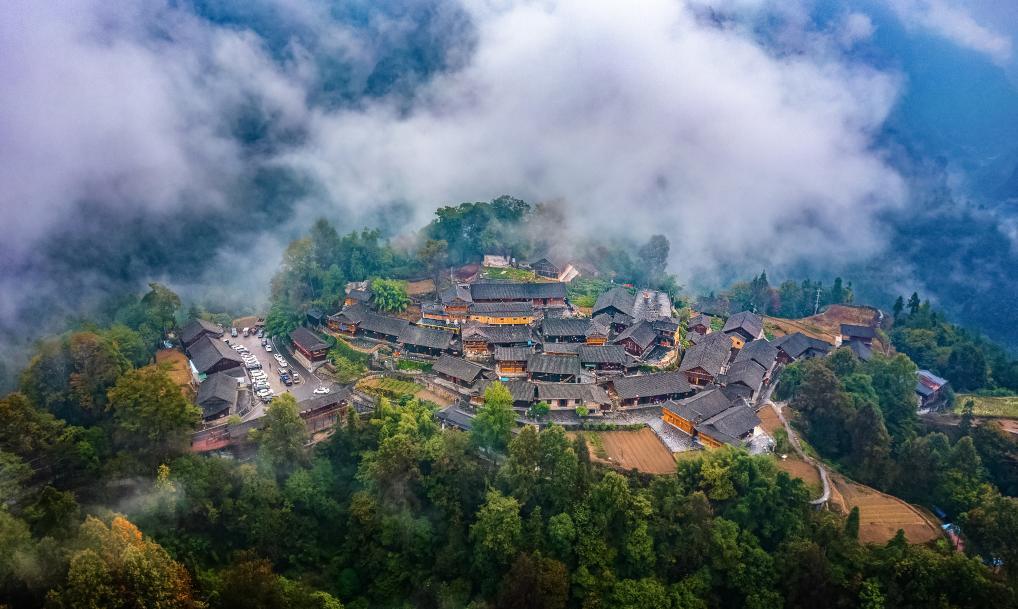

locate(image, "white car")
[[265, 345, 273, 352], [277, 359, 288, 368], [256, 388, 272, 397], [312, 386, 330, 395]]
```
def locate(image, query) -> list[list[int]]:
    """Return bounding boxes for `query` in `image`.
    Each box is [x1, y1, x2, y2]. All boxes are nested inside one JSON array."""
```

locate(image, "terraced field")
[[832, 475, 942, 545], [572, 428, 677, 474]]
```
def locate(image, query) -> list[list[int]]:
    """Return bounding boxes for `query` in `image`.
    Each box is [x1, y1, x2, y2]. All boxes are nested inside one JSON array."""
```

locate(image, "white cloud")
[[0, 0, 907, 297], [286, 0, 905, 278], [888, 0, 1013, 64]]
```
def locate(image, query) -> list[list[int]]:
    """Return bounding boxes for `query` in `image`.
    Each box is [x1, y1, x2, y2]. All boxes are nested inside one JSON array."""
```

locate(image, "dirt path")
[[768, 401, 831, 508]]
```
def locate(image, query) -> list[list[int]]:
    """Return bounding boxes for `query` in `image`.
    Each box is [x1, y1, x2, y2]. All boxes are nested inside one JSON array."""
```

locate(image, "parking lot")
[[225, 327, 336, 419]]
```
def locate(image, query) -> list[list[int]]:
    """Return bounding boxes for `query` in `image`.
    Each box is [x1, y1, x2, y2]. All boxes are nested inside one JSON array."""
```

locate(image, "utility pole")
[[813, 287, 822, 315]]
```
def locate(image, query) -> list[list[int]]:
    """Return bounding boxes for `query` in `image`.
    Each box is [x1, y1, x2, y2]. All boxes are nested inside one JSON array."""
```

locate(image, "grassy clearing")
[[329, 337, 372, 366], [954, 394, 1018, 418], [397, 359, 433, 372], [359, 377, 422, 399], [586, 433, 608, 459], [481, 266, 538, 281]]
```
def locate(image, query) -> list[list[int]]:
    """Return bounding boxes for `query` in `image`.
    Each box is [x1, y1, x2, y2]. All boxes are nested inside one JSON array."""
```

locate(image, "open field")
[[954, 394, 1018, 418], [406, 279, 435, 296], [572, 428, 677, 474], [481, 266, 540, 281], [358, 376, 422, 399], [757, 404, 784, 435], [832, 475, 942, 545], [773, 456, 822, 497], [764, 304, 884, 350]]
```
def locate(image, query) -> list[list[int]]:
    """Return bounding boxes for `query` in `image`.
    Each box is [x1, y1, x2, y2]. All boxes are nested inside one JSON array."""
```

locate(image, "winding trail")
[[768, 400, 831, 508]]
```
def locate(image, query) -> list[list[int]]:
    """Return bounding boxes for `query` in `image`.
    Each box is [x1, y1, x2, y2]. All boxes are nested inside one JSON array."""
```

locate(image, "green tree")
[[417, 239, 449, 289], [263, 302, 302, 340], [471, 490, 522, 569], [141, 282, 183, 335], [107, 366, 201, 465], [370, 279, 410, 313], [526, 401, 550, 421], [253, 394, 308, 474], [959, 398, 975, 436], [845, 507, 860, 539], [472, 382, 515, 453], [944, 343, 988, 391], [892, 296, 904, 319], [906, 292, 921, 316]]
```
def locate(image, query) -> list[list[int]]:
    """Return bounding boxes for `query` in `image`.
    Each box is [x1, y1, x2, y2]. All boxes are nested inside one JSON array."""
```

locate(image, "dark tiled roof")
[[494, 346, 532, 361], [722, 311, 764, 339], [697, 401, 760, 445], [330, 303, 371, 325], [347, 289, 372, 302], [527, 354, 583, 376], [187, 335, 244, 374], [180, 318, 224, 345], [578, 344, 630, 365], [359, 312, 411, 338], [398, 324, 455, 350], [733, 339, 778, 369], [840, 324, 876, 339], [612, 371, 691, 400], [593, 287, 636, 317], [476, 379, 537, 403], [434, 355, 488, 383], [586, 317, 611, 337], [290, 327, 329, 352], [679, 332, 730, 377], [542, 342, 583, 355], [543, 318, 591, 338], [772, 332, 832, 359], [845, 340, 873, 361], [297, 386, 353, 414], [470, 282, 566, 301], [663, 389, 733, 422], [439, 284, 473, 304], [687, 314, 712, 329], [537, 383, 610, 404], [463, 325, 533, 344], [613, 321, 658, 352], [720, 360, 766, 389], [630, 289, 672, 321], [469, 301, 535, 315], [437, 405, 476, 430], [196, 372, 239, 417], [652, 318, 680, 333]]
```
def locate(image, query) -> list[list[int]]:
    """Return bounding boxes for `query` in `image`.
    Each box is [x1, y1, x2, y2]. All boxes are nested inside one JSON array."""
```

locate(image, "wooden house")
[[772, 332, 832, 364], [530, 257, 561, 279], [536, 383, 611, 415], [542, 318, 590, 343], [613, 321, 658, 358], [290, 327, 330, 370], [187, 335, 244, 378], [840, 324, 876, 347], [179, 318, 224, 349], [593, 287, 635, 319], [578, 345, 636, 374], [494, 346, 531, 377], [196, 372, 239, 421], [662, 389, 760, 448], [916, 370, 950, 410], [327, 304, 369, 336], [527, 353, 583, 383], [732, 339, 779, 377], [470, 282, 567, 308], [609, 371, 693, 408], [357, 311, 411, 343], [678, 332, 731, 386], [434, 355, 491, 389], [722, 311, 765, 350], [651, 318, 681, 348], [344, 283, 372, 308], [718, 360, 767, 400], [397, 324, 459, 357], [468, 302, 536, 325], [439, 285, 473, 321], [461, 325, 533, 357], [585, 317, 610, 345], [686, 314, 712, 337]]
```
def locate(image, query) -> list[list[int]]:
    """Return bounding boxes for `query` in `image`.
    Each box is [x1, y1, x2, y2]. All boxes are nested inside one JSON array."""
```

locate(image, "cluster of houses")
[[321, 276, 867, 449]]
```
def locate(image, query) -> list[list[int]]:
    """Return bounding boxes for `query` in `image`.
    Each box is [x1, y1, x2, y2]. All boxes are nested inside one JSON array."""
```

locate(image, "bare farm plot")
[[832, 475, 942, 545], [764, 305, 884, 351], [773, 456, 822, 497], [757, 404, 784, 436], [572, 428, 677, 475]]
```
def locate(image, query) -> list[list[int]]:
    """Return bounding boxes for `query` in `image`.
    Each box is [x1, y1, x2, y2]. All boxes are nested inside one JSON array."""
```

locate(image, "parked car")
[[290, 373, 301, 384], [265, 345, 273, 352], [231, 327, 238, 337], [243, 327, 250, 337], [313, 386, 330, 395]]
